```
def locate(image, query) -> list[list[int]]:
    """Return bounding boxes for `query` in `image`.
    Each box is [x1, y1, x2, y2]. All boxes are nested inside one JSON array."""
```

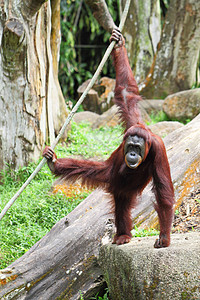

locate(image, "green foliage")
[[58, 121, 123, 159], [175, 209, 179, 215], [148, 111, 192, 125], [90, 288, 110, 300], [80, 288, 109, 300], [183, 118, 192, 124], [191, 82, 200, 89], [131, 226, 159, 237], [59, 0, 119, 101], [148, 111, 169, 125], [0, 166, 89, 268], [0, 161, 50, 186]]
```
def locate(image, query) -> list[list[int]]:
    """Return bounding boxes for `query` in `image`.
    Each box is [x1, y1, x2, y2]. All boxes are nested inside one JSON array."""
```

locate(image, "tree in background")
[[0, 0, 67, 170], [121, 0, 200, 98]]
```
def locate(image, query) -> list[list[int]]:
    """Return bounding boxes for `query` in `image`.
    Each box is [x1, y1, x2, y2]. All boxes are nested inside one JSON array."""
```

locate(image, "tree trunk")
[[85, 0, 116, 33], [121, 0, 161, 84], [141, 0, 200, 98], [0, 114, 200, 299], [0, 0, 68, 170]]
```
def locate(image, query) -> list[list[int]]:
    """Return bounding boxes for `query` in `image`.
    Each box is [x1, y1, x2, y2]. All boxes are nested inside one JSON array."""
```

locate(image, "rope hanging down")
[[0, 0, 131, 222]]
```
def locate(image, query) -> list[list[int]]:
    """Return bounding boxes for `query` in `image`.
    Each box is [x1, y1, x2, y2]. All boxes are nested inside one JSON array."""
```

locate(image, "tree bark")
[[0, 0, 68, 170], [141, 0, 200, 98], [121, 0, 161, 84], [85, 0, 116, 33], [0, 114, 200, 299]]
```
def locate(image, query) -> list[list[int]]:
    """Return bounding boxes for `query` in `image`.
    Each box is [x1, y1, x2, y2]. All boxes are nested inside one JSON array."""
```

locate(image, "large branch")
[[85, 0, 116, 33]]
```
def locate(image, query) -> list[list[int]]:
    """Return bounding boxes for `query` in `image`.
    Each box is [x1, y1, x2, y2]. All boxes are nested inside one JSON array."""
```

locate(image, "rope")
[[0, 0, 131, 221]]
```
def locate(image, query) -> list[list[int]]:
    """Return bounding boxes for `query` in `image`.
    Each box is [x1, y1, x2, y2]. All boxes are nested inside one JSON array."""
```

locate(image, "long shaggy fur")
[[47, 36, 175, 247]]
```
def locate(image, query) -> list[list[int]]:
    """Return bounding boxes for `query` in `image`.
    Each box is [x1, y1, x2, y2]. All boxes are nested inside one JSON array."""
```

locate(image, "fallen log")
[[0, 114, 200, 299]]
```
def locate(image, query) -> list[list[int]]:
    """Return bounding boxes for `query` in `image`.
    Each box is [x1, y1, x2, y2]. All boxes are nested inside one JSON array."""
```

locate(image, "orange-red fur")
[[44, 36, 174, 247]]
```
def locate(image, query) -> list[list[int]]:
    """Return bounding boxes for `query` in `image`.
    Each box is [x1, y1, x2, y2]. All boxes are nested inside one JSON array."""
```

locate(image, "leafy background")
[[59, 0, 119, 101]]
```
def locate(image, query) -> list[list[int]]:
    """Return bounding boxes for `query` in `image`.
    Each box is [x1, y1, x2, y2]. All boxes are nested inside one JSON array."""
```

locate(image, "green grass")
[[60, 121, 123, 159], [131, 226, 159, 237], [80, 288, 109, 300], [147, 111, 169, 125], [0, 164, 90, 268], [148, 110, 191, 125]]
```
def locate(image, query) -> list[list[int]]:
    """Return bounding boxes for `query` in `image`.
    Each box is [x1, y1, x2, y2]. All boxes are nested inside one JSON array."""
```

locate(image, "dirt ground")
[[172, 188, 200, 233]]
